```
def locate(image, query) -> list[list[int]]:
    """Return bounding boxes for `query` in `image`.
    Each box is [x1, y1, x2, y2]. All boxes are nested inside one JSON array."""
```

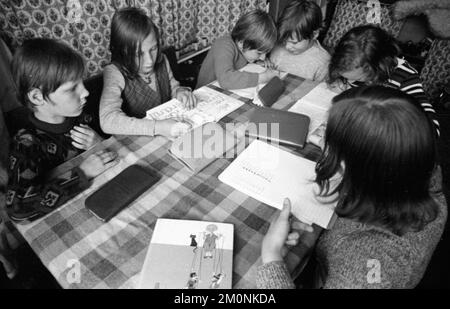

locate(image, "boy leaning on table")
[[5, 38, 118, 223]]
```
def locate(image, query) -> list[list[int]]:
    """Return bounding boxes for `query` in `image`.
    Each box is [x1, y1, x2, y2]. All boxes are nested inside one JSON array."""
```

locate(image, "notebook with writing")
[[218, 140, 337, 229]]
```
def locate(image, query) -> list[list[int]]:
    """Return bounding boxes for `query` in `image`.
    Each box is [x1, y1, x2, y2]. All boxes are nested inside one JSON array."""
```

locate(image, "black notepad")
[[257, 76, 286, 107], [246, 107, 311, 149], [85, 165, 160, 222]]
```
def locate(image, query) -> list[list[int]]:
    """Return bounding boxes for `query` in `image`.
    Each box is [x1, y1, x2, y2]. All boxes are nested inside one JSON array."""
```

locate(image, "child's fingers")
[[187, 94, 196, 109], [287, 231, 300, 241], [70, 133, 88, 145], [291, 221, 314, 233], [102, 159, 118, 171], [72, 126, 92, 135], [284, 238, 299, 246], [70, 130, 90, 142], [96, 151, 118, 163], [178, 93, 188, 105], [187, 93, 197, 109], [72, 140, 86, 150]]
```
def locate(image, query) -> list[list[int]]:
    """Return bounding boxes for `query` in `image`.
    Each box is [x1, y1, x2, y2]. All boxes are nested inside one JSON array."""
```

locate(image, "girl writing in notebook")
[[327, 25, 439, 136], [100, 7, 196, 138], [257, 86, 447, 288]]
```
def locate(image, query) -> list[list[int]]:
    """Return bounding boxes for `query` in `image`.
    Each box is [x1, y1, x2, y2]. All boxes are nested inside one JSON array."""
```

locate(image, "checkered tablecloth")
[[15, 73, 322, 289]]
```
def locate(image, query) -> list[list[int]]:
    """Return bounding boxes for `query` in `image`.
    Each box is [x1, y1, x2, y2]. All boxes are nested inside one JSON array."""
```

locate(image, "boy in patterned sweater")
[[6, 38, 118, 223]]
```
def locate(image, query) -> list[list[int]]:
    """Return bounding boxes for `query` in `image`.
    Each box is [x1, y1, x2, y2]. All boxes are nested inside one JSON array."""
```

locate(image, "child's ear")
[[236, 40, 244, 51], [27, 88, 45, 107], [313, 30, 320, 40]]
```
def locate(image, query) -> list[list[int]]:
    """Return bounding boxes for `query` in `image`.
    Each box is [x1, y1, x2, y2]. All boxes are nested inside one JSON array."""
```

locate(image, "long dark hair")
[[328, 25, 400, 86], [110, 7, 163, 80], [316, 86, 438, 235]]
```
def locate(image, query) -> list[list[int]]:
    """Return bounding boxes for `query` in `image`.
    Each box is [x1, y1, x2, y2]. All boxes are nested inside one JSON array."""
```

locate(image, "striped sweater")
[[349, 58, 439, 136], [387, 58, 440, 136]]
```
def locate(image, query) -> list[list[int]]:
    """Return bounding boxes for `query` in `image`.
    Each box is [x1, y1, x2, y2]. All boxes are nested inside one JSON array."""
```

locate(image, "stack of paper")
[[288, 82, 340, 147], [219, 140, 338, 229]]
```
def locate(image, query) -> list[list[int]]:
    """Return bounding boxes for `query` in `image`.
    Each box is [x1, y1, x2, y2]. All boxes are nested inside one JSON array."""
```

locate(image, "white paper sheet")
[[219, 140, 337, 228], [289, 82, 340, 147]]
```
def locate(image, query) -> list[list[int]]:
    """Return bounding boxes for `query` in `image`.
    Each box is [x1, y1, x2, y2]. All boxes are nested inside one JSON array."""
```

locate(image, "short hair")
[[316, 85, 438, 235], [110, 7, 163, 80], [277, 0, 323, 43], [231, 10, 277, 53], [328, 25, 400, 85], [12, 38, 85, 108]]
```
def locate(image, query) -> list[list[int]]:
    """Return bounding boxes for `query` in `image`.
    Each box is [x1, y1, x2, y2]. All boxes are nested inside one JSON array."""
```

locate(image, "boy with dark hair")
[[196, 9, 278, 90], [6, 38, 117, 222], [270, 0, 330, 81]]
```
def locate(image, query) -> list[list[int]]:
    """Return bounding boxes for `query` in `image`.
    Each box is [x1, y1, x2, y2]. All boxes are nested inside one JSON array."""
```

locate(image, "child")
[[270, 0, 330, 81], [257, 86, 447, 288], [6, 38, 117, 222], [100, 8, 196, 138], [328, 25, 440, 135], [196, 9, 278, 90]]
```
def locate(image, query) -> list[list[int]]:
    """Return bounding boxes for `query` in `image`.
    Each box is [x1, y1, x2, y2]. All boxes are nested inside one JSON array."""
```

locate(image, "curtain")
[[0, 0, 268, 76]]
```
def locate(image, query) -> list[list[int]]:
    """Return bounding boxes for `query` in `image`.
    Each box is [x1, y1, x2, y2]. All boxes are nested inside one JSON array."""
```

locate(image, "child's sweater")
[[196, 35, 259, 90], [270, 41, 330, 81], [100, 56, 180, 136], [6, 115, 89, 222], [256, 170, 447, 289]]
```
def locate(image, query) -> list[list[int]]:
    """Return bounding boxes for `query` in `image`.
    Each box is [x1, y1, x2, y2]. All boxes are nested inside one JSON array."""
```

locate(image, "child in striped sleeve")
[[328, 25, 439, 136]]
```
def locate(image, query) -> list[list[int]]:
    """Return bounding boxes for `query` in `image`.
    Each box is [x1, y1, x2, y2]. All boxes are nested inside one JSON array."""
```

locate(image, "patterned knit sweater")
[[5, 114, 90, 223], [256, 171, 448, 289]]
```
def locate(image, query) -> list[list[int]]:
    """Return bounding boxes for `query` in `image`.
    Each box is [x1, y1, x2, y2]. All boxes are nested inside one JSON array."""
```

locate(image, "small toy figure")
[[186, 272, 199, 289], [210, 273, 225, 289], [189, 234, 197, 247]]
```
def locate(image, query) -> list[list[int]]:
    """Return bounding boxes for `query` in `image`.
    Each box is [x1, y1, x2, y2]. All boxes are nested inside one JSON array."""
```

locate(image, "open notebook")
[[139, 219, 234, 289], [219, 140, 338, 229], [146, 86, 244, 129], [288, 82, 340, 148]]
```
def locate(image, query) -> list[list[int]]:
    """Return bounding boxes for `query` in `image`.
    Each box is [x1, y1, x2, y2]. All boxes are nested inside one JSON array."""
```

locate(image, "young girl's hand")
[[258, 69, 278, 84], [79, 150, 118, 179], [155, 119, 192, 138], [175, 87, 197, 110], [261, 198, 313, 264], [70, 124, 103, 150], [263, 58, 277, 70]]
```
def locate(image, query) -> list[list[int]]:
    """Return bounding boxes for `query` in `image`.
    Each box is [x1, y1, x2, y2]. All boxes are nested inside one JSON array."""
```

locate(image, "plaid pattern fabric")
[[121, 58, 171, 119], [15, 72, 322, 289]]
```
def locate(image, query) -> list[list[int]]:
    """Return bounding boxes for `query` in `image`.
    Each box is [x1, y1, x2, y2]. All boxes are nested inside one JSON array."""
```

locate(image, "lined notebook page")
[[219, 140, 337, 229]]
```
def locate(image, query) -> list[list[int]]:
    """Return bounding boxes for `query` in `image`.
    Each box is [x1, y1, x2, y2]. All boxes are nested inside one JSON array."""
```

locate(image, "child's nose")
[[80, 83, 89, 99]]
